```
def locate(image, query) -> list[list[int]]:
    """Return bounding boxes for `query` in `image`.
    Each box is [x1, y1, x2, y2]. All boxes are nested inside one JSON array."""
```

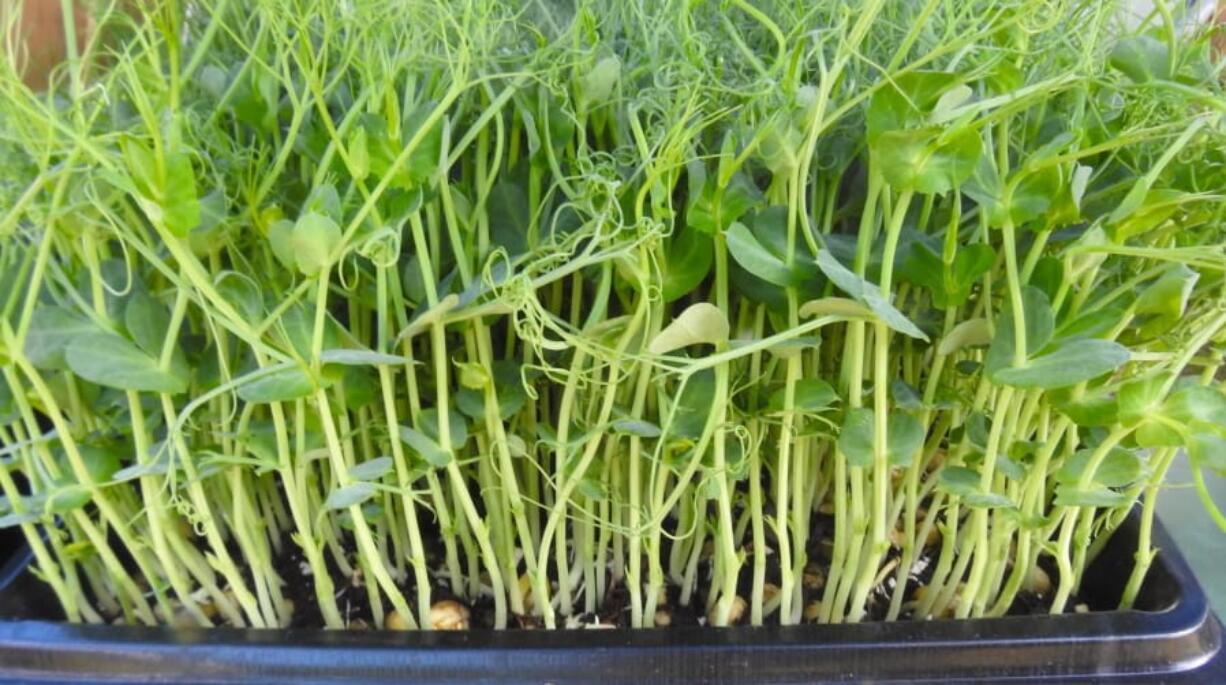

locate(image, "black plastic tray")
[[0, 513, 1221, 684]]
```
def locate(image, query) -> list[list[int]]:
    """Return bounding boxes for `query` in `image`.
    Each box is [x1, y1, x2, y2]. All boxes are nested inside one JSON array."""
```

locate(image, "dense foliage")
[[1, 0, 1225, 630]]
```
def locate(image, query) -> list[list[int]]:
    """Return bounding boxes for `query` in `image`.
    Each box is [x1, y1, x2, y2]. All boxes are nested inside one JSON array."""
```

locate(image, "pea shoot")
[[1, 0, 1224, 631]]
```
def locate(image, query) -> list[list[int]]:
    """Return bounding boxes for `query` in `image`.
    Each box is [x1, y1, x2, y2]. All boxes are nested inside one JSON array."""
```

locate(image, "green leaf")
[[838, 407, 875, 468], [74, 444, 122, 483], [996, 454, 1027, 480], [341, 366, 379, 409], [1054, 485, 1129, 508], [1054, 306, 1127, 343], [663, 223, 713, 302], [237, 366, 321, 403], [1188, 431, 1226, 474], [836, 408, 923, 467], [0, 376, 14, 423], [946, 245, 996, 307], [992, 339, 1129, 389], [577, 476, 608, 501], [1031, 257, 1065, 302], [292, 212, 342, 277], [1109, 35, 1170, 83], [1118, 375, 1170, 428], [815, 250, 928, 341], [488, 180, 530, 255], [891, 380, 923, 411], [348, 126, 370, 182], [985, 286, 1054, 376], [1166, 384, 1226, 427], [687, 173, 761, 234], [901, 239, 994, 308], [767, 379, 840, 414], [966, 411, 990, 450], [320, 349, 410, 366], [936, 466, 1015, 508], [455, 361, 489, 389], [0, 511, 41, 528], [398, 425, 454, 468], [350, 457, 394, 481], [267, 219, 297, 271], [454, 360, 530, 421], [964, 156, 1061, 228], [66, 334, 187, 394], [336, 502, 383, 531], [866, 71, 962, 141], [798, 297, 874, 321], [756, 117, 802, 174], [930, 85, 973, 122], [122, 140, 200, 237], [725, 222, 800, 287], [1057, 447, 1145, 488], [46, 485, 91, 514], [1134, 264, 1198, 339], [578, 55, 621, 106], [611, 418, 662, 438], [323, 482, 377, 511], [671, 370, 716, 441], [887, 413, 925, 466], [875, 126, 982, 195], [938, 318, 993, 356], [964, 492, 1016, 509], [216, 273, 264, 322], [419, 408, 468, 450], [124, 291, 171, 357], [649, 303, 729, 355], [25, 306, 101, 369], [796, 379, 840, 412], [111, 459, 169, 483], [1053, 393, 1119, 427]]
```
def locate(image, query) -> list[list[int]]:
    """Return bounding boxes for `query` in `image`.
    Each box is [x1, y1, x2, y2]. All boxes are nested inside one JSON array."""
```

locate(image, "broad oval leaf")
[[1166, 384, 1226, 427], [25, 306, 101, 369], [992, 339, 1129, 389], [398, 425, 454, 468], [725, 222, 799, 287], [323, 482, 377, 511], [938, 318, 993, 356], [292, 212, 342, 277], [798, 297, 873, 320], [1109, 35, 1170, 83], [649, 303, 730, 355], [46, 485, 92, 514], [349, 457, 394, 481], [320, 349, 411, 366], [875, 126, 982, 195], [663, 223, 714, 303], [768, 379, 839, 414], [611, 418, 663, 438], [0, 511, 41, 529], [835, 407, 923, 467], [815, 251, 928, 341], [886, 413, 925, 467], [985, 286, 1054, 376], [237, 366, 322, 403], [838, 407, 875, 468], [1054, 484, 1129, 508], [1188, 431, 1226, 475], [1057, 447, 1145, 488], [124, 291, 172, 356], [66, 334, 187, 394], [936, 466, 1014, 508]]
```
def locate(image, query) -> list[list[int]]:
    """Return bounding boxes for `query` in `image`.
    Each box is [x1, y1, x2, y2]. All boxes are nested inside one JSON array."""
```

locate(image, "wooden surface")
[[4, 0, 93, 90]]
